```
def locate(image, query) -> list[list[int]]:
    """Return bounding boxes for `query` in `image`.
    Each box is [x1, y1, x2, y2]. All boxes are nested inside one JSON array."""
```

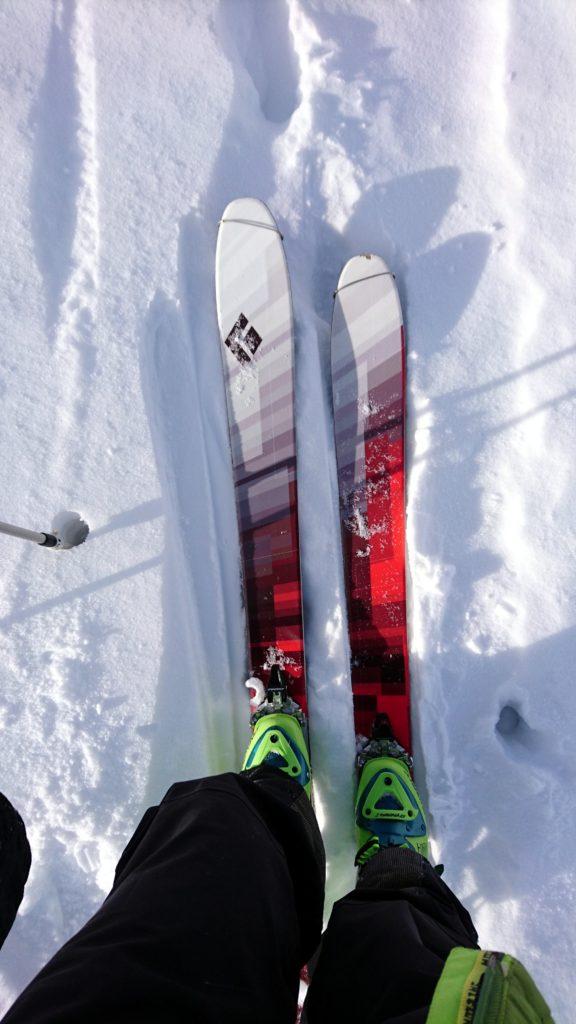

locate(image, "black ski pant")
[[1, 768, 478, 1024], [0, 793, 30, 953]]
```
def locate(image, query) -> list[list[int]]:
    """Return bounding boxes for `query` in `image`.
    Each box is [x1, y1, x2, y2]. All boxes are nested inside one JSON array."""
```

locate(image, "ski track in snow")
[[0, 0, 575, 1017]]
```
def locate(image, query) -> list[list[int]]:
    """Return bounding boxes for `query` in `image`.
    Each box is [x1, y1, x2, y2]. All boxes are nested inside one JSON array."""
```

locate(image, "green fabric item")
[[426, 947, 555, 1024]]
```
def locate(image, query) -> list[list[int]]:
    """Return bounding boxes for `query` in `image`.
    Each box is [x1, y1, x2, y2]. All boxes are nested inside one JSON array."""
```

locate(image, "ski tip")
[[335, 254, 393, 293], [219, 197, 279, 233]]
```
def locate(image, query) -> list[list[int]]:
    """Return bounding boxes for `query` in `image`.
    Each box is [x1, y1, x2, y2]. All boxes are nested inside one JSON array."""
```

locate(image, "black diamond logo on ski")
[[225, 313, 262, 364]]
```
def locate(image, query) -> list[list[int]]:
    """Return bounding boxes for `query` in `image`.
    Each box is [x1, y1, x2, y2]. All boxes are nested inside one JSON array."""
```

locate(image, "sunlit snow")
[[0, 1, 574, 1019]]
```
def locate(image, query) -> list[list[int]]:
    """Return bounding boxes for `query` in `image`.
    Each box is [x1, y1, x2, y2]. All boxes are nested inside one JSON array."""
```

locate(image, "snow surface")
[[0, 0, 575, 1018]]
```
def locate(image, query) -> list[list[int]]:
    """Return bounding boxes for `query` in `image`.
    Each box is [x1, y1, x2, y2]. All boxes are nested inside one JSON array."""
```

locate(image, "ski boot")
[[242, 666, 311, 798], [355, 714, 428, 867]]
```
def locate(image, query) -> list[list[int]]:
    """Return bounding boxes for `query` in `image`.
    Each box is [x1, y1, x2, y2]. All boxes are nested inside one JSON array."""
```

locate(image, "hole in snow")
[[495, 703, 543, 758], [495, 704, 521, 736]]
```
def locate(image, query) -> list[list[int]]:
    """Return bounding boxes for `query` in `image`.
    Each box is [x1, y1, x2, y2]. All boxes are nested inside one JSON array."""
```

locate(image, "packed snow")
[[1, 0, 575, 1018]]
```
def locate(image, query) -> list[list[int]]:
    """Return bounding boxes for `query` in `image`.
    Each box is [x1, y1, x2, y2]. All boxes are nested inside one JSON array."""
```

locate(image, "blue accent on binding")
[[263, 751, 287, 770], [376, 795, 403, 811]]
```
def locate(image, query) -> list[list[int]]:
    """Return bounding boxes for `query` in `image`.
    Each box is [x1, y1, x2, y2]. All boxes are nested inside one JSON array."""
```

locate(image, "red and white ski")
[[215, 198, 306, 710], [331, 255, 410, 751]]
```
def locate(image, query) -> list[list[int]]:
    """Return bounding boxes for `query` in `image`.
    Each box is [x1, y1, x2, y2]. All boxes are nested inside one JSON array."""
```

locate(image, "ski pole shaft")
[[0, 520, 58, 548]]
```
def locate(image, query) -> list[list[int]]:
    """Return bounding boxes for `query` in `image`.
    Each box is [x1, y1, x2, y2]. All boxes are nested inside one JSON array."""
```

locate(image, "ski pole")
[[0, 515, 89, 550], [0, 520, 58, 547]]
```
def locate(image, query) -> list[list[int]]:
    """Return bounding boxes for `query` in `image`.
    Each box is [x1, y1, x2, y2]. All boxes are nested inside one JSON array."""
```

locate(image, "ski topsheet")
[[331, 255, 410, 751], [216, 198, 306, 708]]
